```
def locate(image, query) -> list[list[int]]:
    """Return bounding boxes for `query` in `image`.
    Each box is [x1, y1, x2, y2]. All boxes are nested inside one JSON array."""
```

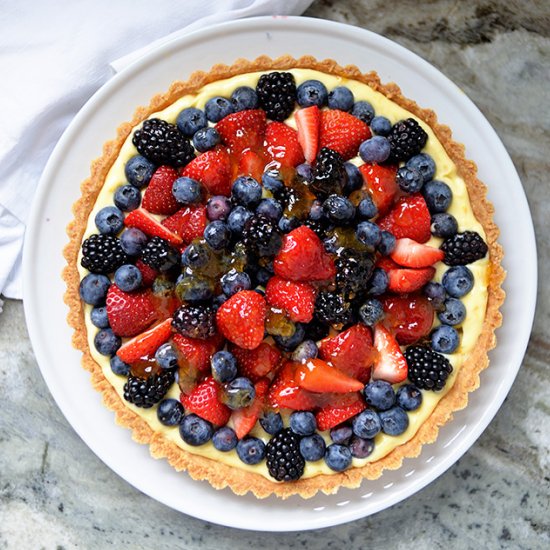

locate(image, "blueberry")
[[367, 267, 389, 295], [290, 411, 317, 436], [351, 100, 375, 124], [256, 267, 273, 287], [94, 328, 121, 356], [261, 171, 284, 196], [179, 414, 213, 446], [356, 221, 381, 249], [260, 412, 284, 435], [212, 294, 228, 311], [90, 306, 109, 328], [221, 269, 251, 297], [352, 409, 382, 439], [231, 86, 258, 111], [176, 107, 207, 137], [358, 196, 378, 219], [114, 184, 141, 212], [407, 153, 436, 183], [296, 163, 313, 182], [423, 281, 447, 310], [175, 275, 214, 303], [181, 241, 211, 269], [363, 380, 396, 411], [442, 265, 474, 298], [113, 264, 142, 292], [125, 155, 155, 188], [378, 230, 396, 255], [110, 355, 130, 376], [396, 384, 423, 411], [204, 96, 234, 123], [236, 437, 266, 465], [309, 199, 325, 221], [211, 350, 238, 383], [95, 206, 124, 235], [438, 298, 466, 326], [330, 425, 353, 445], [157, 398, 185, 426], [359, 136, 391, 164], [256, 198, 283, 222], [79, 273, 110, 306], [349, 436, 375, 459], [120, 228, 148, 256], [323, 194, 355, 222], [297, 79, 328, 107], [172, 176, 202, 205], [232, 176, 262, 207], [423, 180, 453, 213], [278, 216, 300, 233], [370, 116, 391, 136], [204, 220, 231, 250], [155, 343, 179, 370], [223, 377, 255, 410], [212, 427, 238, 451], [192, 127, 221, 152], [227, 205, 253, 234], [379, 406, 409, 436], [274, 323, 305, 352], [359, 298, 384, 327], [343, 162, 363, 195], [396, 166, 424, 193], [324, 444, 353, 472], [431, 213, 458, 238], [300, 434, 326, 461], [328, 86, 354, 111], [291, 340, 318, 363], [206, 195, 232, 221], [431, 325, 460, 353]]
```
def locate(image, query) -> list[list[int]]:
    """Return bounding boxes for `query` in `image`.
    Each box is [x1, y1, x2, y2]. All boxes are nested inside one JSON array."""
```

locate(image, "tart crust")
[[63, 55, 506, 499]]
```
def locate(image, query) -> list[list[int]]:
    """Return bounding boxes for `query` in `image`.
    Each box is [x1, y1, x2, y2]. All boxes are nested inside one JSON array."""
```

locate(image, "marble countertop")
[[1, 1, 549, 548]]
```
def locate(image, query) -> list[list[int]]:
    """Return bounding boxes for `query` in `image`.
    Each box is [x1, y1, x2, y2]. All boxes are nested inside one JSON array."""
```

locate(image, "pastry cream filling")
[[77, 69, 489, 480]]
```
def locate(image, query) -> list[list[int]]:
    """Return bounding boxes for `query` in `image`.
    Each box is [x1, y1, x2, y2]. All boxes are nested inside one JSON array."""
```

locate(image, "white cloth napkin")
[[0, 0, 313, 301]]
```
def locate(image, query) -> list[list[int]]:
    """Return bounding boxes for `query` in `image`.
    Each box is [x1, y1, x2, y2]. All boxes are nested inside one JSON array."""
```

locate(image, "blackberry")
[[81, 234, 128, 274], [123, 370, 174, 408], [256, 71, 297, 122], [441, 231, 488, 266], [304, 218, 329, 240], [303, 318, 330, 342], [404, 345, 453, 391], [335, 249, 374, 296], [140, 237, 180, 272], [132, 118, 195, 168], [387, 118, 428, 163], [172, 304, 216, 339], [315, 291, 354, 326], [242, 215, 282, 257], [311, 147, 348, 197], [265, 428, 305, 481]]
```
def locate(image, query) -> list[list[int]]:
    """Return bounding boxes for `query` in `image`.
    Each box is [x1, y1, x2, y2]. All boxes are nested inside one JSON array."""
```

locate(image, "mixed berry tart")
[[63, 56, 504, 499]]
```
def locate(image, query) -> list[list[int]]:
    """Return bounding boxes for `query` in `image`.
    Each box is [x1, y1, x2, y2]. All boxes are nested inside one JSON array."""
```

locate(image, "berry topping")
[[266, 428, 305, 481], [300, 434, 326, 461], [268, 362, 318, 411], [179, 147, 232, 196], [142, 165, 180, 215], [124, 208, 182, 246], [442, 265, 474, 298], [359, 163, 398, 215], [378, 194, 431, 243], [176, 107, 207, 137], [205, 97, 234, 123], [315, 394, 367, 431], [311, 147, 348, 196], [123, 369, 175, 409], [265, 121, 305, 168], [231, 341, 281, 382], [328, 86, 354, 111], [363, 380, 396, 411], [173, 333, 223, 374], [157, 398, 185, 426], [314, 291, 353, 327], [179, 414, 214, 446], [382, 294, 434, 345], [106, 285, 158, 337], [236, 437, 266, 465], [431, 212, 459, 239], [215, 109, 266, 156], [95, 206, 124, 236], [386, 264, 436, 294], [172, 303, 216, 340], [94, 328, 121, 356], [352, 409, 382, 439], [386, 118, 428, 163], [379, 406, 409, 435], [296, 79, 328, 107], [335, 249, 374, 296], [372, 324, 408, 383], [231, 86, 259, 111], [265, 276, 316, 323], [422, 180, 453, 213], [431, 324, 460, 354], [117, 318, 173, 364], [212, 426, 238, 452], [404, 345, 453, 390], [295, 358, 364, 393], [231, 378, 269, 439], [390, 238, 445, 268], [125, 155, 156, 188], [319, 109, 371, 160], [324, 444, 352, 472], [81, 234, 128, 275], [351, 100, 375, 124], [256, 71, 297, 122], [396, 384, 423, 411], [79, 273, 111, 306], [222, 376, 256, 410], [441, 231, 488, 265], [359, 135, 391, 164], [294, 105, 320, 164], [162, 205, 207, 244], [242, 215, 283, 257], [181, 376, 231, 426], [140, 236, 179, 272]]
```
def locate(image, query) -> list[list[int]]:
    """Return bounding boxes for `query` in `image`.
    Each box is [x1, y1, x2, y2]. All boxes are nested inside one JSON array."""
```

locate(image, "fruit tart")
[[63, 55, 505, 499]]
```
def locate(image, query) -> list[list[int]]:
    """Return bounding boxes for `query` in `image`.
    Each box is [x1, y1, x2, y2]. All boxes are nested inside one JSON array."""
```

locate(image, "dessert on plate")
[[63, 55, 504, 499]]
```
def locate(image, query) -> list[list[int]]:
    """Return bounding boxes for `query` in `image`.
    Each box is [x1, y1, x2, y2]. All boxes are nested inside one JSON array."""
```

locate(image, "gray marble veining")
[[1, 1, 549, 548]]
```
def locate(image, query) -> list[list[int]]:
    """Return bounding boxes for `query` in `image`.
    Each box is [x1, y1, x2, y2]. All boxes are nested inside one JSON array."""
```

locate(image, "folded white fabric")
[[0, 0, 313, 301]]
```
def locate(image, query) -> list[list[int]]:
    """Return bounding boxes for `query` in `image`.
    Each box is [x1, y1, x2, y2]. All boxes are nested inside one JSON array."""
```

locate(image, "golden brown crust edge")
[[62, 55, 506, 500]]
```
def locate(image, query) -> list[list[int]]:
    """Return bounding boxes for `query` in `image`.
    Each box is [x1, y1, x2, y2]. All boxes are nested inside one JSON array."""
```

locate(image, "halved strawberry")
[[231, 378, 269, 439], [181, 377, 231, 426], [215, 109, 266, 157], [359, 163, 398, 215], [124, 208, 182, 246], [179, 147, 232, 196], [238, 149, 265, 181], [268, 362, 318, 411], [141, 166, 180, 215], [382, 294, 434, 345], [116, 318, 173, 364], [264, 276, 316, 323], [106, 284, 158, 337], [294, 105, 320, 164], [316, 394, 367, 431], [320, 109, 371, 160], [273, 225, 336, 282], [230, 341, 281, 382], [378, 193, 431, 243], [265, 121, 305, 168], [387, 266, 435, 293], [135, 259, 158, 287], [161, 205, 207, 244], [391, 238, 445, 267], [172, 333, 224, 373], [295, 358, 364, 393], [372, 324, 408, 384]]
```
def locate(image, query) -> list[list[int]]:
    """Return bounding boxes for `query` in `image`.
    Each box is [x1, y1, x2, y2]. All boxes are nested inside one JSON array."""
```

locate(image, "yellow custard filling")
[[77, 68, 489, 480]]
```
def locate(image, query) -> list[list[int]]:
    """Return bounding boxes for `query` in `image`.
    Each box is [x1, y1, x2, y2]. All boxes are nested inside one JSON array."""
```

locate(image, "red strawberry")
[[161, 205, 207, 244], [141, 166, 180, 215], [382, 294, 434, 345], [264, 276, 316, 323], [179, 147, 232, 196], [238, 149, 265, 181], [181, 377, 231, 426], [135, 259, 158, 287], [265, 122, 305, 168], [231, 378, 269, 439], [390, 238, 445, 267], [316, 395, 367, 431], [216, 290, 267, 350], [378, 193, 431, 243], [294, 105, 320, 163], [172, 333, 223, 373], [106, 285, 158, 337], [320, 109, 371, 160], [215, 109, 266, 157], [387, 266, 435, 293], [268, 362, 318, 411], [273, 225, 336, 282], [116, 318, 172, 364], [124, 208, 182, 246], [318, 324, 376, 383], [372, 324, 408, 383], [359, 163, 398, 215], [295, 358, 364, 393], [231, 341, 281, 382]]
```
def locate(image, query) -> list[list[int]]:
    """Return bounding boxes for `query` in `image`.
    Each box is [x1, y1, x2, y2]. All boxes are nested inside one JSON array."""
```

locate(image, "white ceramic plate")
[[23, 16, 536, 531]]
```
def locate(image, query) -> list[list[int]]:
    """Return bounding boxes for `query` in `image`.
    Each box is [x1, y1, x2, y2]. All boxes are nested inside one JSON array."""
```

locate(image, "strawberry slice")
[[316, 394, 367, 431], [135, 259, 158, 287], [124, 208, 182, 246], [294, 105, 320, 164], [230, 341, 281, 383], [265, 121, 305, 168], [372, 324, 408, 384], [116, 318, 173, 364], [106, 284, 158, 337], [295, 359, 364, 393], [273, 225, 336, 282], [264, 276, 316, 323], [391, 238, 445, 267], [387, 266, 435, 293], [382, 294, 434, 345], [216, 290, 267, 350], [231, 378, 269, 439], [172, 333, 223, 373], [141, 166, 180, 215], [161, 205, 207, 245], [378, 193, 431, 243], [359, 163, 398, 215], [179, 147, 232, 196], [181, 377, 231, 426], [238, 149, 265, 181], [268, 362, 318, 411], [215, 109, 266, 157], [320, 109, 371, 160], [318, 324, 376, 383]]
